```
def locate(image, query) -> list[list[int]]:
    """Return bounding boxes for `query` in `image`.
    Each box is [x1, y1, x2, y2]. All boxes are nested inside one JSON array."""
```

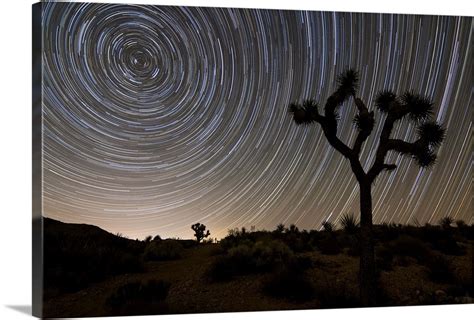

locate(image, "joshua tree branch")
[[320, 119, 353, 159], [319, 118, 366, 181], [367, 114, 396, 182], [386, 139, 420, 155], [381, 163, 397, 171], [352, 97, 374, 156]]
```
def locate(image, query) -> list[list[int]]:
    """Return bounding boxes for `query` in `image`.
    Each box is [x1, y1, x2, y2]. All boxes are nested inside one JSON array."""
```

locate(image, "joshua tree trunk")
[[359, 181, 376, 306]]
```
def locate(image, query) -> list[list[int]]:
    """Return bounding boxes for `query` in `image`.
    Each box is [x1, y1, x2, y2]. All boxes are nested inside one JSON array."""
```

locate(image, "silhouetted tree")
[[287, 224, 299, 233], [288, 69, 445, 306], [191, 223, 210, 243], [439, 216, 454, 229], [144, 235, 152, 243], [275, 223, 285, 234]]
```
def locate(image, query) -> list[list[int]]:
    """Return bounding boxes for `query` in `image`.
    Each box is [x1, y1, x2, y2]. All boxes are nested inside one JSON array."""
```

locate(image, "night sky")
[[41, 2, 473, 240]]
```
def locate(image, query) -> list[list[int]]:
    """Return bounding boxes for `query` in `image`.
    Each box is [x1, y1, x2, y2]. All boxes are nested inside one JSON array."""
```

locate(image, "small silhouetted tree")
[[439, 216, 454, 229], [191, 223, 210, 243], [275, 223, 285, 233], [287, 224, 299, 233], [288, 69, 445, 306]]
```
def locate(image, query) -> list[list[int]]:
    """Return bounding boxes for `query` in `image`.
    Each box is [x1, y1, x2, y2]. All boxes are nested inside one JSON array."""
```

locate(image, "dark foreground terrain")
[[42, 217, 473, 317]]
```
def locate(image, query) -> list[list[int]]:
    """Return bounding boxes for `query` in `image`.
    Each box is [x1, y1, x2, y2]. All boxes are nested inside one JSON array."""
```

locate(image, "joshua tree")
[[288, 69, 445, 306], [191, 223, 211, 243]]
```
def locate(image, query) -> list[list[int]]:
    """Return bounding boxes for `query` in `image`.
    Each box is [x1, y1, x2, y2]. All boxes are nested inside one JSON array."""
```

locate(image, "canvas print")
[[32, 1, 473, 318]]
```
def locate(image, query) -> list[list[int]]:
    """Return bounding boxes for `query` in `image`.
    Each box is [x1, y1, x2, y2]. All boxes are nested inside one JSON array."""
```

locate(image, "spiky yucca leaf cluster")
[[375, 90, 397, 113], [401, 91, 433, 121], [288, 99, 320, 125], [412, 145, 437, 168], [375, 90, 434, 122], [325, 69, 359, 116], [353, 111, 375, 132], [336, 69, 359, 97], [391, 121, 444, 168], [339, 213, 359, 233], [417, 121, 445, 147]]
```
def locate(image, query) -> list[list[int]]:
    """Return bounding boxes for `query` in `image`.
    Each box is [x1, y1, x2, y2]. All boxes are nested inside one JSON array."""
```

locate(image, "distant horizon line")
[[36, 214, 472, 242]]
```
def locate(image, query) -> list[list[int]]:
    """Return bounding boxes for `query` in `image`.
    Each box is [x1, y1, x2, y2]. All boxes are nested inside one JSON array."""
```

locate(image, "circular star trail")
[[42, 2, 473, 239]]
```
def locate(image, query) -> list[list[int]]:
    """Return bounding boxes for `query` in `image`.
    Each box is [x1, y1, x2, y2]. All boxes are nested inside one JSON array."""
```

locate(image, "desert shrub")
[[316, 236, 343, 255], [219, 237, 254, 252], [209, 244, 225, 256], [418, 224, 444, 243], [262, 266, 314, 301], [389, 235, 430, 261], [374, 223, 403, 242], [283, 231, 312, 253], [144, 240, 183, 261], [439, 216, 454, 229], [460, 224, 474, 240], [424, 253, 454, 283], [43, 219, 147, 297], [432, 236, 465, 256], [455, 220, 466, 228], [375, 245, 394, 271], [411, 218, 422, 227], [107, 250, 145, 275], [315, 279, 360, 308], [287, 224, 299, 233], [339, 213, 359, 234], [252, 240, 294, 271], [207, 240, 295, 281], [106, 280, 170, 316], [346, 235, 361, 256], [445, 283, 474, 298]]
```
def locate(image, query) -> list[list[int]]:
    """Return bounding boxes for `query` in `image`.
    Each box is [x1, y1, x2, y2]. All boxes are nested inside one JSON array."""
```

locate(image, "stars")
[[41, 2, 472, 240]]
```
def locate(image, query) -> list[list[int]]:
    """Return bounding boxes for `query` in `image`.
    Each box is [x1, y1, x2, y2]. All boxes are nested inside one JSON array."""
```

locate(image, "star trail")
[[41, 2, 473, 240]]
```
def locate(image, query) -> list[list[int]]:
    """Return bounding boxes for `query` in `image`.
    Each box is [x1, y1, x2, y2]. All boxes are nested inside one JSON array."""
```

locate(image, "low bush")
[[389, 235, 430, 261], [144, 240, 183, 261], [347, 235, 361, 256], [432, 236, 465, 256], [375, 245, 394, 271], [316, 236, 343, 255], [106, 280, 170, 316], [455, 220, 466, 228], [314, 279, 360, 308], [43, 219, 146, 296], [262, 265, 314, 301], [424, 253, 454, 283], [439, 216, 454, 229], [322, 221, 335, 232], [207, 240, 295, 281]]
